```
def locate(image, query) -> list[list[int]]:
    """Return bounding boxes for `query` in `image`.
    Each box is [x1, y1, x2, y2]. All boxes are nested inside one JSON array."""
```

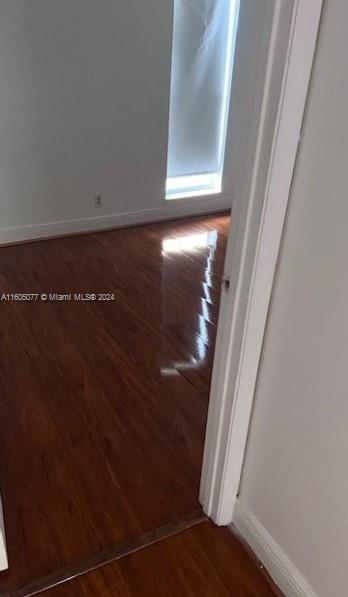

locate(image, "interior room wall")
[[235, 1, 348, 596], [0, 0, 232, 243]]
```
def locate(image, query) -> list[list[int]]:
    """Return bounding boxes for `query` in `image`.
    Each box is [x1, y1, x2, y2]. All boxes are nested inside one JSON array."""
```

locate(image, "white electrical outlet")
[[95, 194, 103, 208]]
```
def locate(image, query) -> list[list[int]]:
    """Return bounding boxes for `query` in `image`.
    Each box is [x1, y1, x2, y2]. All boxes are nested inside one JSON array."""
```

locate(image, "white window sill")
[[165, 173, 222, 200]]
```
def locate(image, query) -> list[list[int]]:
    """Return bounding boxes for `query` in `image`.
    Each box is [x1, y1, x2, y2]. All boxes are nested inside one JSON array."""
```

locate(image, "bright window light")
[[166, 0, 240, 200], [166, 173, 222, 200], [162, 230, 217, 254]]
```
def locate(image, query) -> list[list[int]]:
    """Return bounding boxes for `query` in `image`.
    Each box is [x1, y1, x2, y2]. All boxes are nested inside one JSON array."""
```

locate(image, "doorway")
[[0, 0, 321, 594]]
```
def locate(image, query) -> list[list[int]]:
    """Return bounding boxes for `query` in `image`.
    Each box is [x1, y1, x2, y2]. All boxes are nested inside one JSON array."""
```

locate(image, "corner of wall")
[[232, 500, 318, 597]]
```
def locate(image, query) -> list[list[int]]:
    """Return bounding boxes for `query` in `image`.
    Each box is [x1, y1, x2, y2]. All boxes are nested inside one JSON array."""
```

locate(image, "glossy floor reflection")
[[0, 213, 230, 593]]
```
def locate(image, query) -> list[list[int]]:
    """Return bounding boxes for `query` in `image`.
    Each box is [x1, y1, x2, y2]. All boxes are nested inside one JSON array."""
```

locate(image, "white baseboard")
[[0, 199, 231, 244], [232, 501, 317, 597], [0, 492, 8, 571]]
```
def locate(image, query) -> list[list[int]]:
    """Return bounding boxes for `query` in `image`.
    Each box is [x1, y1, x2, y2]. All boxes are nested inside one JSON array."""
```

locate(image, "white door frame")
[[0, 492, 8, 570], [200, 0, 323, 525]]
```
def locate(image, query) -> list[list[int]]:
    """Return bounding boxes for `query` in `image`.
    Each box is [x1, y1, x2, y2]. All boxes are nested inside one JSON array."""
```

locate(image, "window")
[[166, 0, 240, 200]]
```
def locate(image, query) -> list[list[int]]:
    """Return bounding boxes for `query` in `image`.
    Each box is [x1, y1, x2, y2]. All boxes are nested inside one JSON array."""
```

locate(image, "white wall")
[[237, 2, 348, 596], [0, 0, 231, 243]]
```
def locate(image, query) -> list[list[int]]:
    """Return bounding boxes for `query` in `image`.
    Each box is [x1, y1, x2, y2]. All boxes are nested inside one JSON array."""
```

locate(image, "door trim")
[[0, 492, 8, 570], [200, 0, 323, 525]]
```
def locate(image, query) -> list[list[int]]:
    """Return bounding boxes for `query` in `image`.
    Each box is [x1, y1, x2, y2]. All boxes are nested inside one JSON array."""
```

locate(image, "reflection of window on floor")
[[162, 230, 217, 254], [161, 230, 217, 375], [166, 0, 240, 200]]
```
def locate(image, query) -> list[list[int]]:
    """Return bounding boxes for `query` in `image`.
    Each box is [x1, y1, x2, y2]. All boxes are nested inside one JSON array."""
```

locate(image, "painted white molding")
[[0, 493, 8, 571], [233, 501, 318, 597], [0, 198, 231, 245], [200, 0, 323, 525]]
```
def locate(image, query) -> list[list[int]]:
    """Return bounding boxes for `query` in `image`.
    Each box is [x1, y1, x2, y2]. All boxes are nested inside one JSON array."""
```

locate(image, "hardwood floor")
[[0, 214, 230, 593], [35, 523, 281, 597]]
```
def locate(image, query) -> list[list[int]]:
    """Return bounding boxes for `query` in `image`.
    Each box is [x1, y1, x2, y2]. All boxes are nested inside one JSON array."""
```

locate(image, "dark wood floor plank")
[[0, 214, 230, 592], [36, 522, 280, 597], [5, 512, 206, 597]]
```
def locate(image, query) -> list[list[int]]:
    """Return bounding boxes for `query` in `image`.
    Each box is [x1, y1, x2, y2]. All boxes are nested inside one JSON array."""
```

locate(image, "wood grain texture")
[[37, 522, 281, 596], [6, 512, 207, 597], [0, 214, 230, 593]]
